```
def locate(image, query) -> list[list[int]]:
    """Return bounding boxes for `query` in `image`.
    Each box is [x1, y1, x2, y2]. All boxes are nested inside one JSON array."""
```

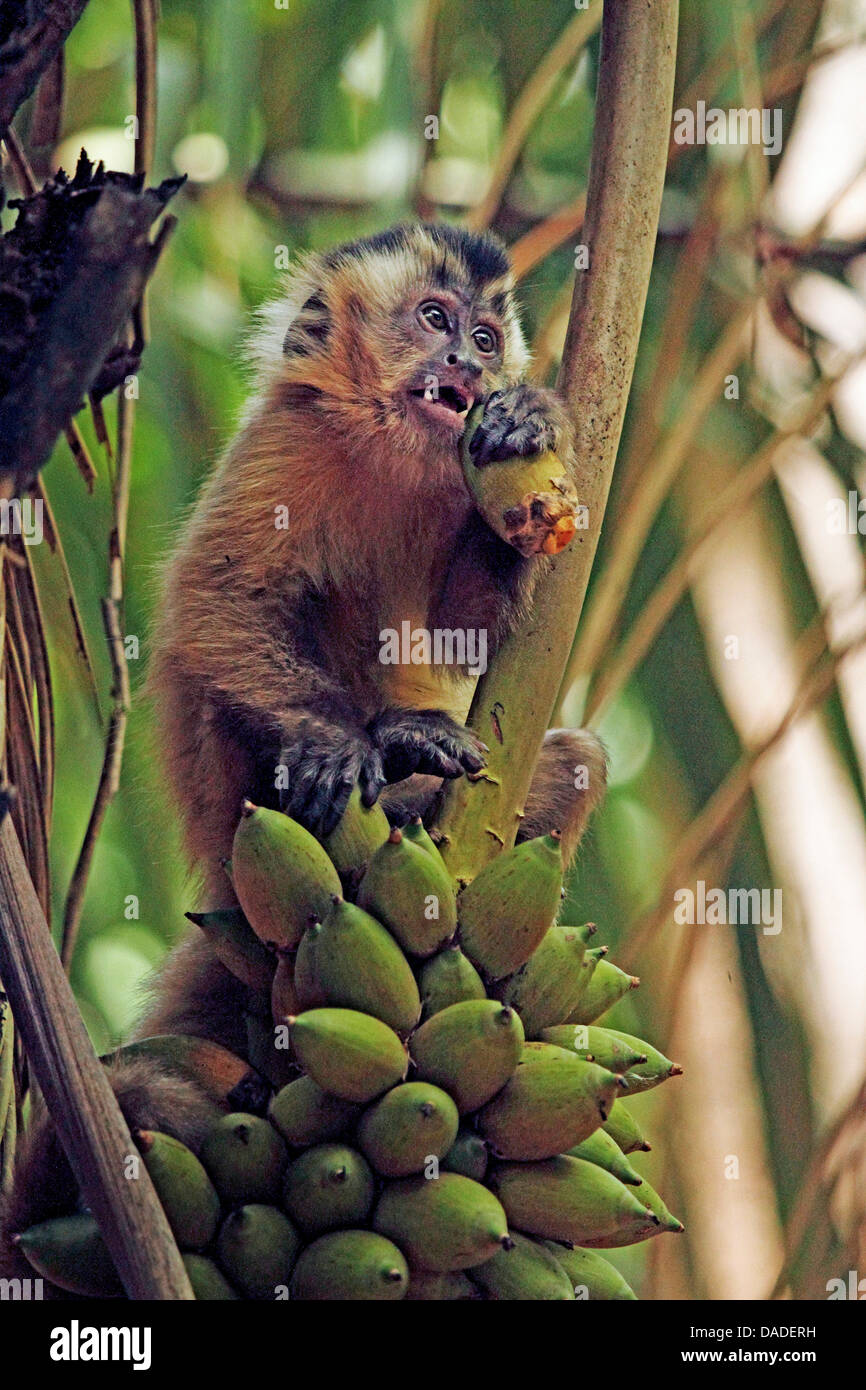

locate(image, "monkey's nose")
[[445, 352, 483, 378]]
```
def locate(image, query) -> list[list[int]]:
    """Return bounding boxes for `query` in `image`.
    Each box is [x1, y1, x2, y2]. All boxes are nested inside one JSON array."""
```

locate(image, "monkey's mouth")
[[407, 384, 474, 432]]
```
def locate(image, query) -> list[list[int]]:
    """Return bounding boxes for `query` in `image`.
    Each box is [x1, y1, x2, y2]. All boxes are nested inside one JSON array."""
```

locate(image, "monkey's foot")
[[368, 708, 487, 784]]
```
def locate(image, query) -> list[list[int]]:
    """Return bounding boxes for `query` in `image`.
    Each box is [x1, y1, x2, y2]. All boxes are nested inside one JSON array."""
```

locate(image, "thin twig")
[[60, 367, 134, 971], [511, 193, 586, 284], [467, 0, 602, 232], [770, 1076, 866, 1298], [35, 480, 103, 721], [510, 0, 835, 283], [585, 357, 862, 722], [621, 624, 866, 965], [615, 165, 728, 498], [554, 300, 754, 716], [412, 0, 444, 218], [132, 0, 159, 340], [60, 0, 157, 966]]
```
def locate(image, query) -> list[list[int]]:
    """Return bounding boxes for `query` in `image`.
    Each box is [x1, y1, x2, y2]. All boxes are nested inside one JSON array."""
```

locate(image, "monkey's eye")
[[419, 302, 449, 333], [472, 326, 498, 355]]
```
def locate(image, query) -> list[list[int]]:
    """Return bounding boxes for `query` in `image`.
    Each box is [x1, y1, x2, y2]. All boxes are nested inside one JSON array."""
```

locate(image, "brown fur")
[[2, 227, 607, 1285], [148, 223, 581, 898], [0, 1056, 221, 1289]]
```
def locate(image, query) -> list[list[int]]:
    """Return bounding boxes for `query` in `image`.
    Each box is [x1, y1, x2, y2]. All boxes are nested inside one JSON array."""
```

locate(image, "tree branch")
[[436, 0, 679, 880], [0, 0, 89, 136], [0, 174, 181, 492]]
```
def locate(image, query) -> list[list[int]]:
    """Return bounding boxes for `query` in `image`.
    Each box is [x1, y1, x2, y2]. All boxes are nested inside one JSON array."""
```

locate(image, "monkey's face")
[[398, 291, 504, 442]]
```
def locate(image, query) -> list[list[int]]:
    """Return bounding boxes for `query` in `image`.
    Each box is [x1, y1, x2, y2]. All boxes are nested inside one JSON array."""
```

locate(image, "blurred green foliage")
[[8, 0, 864, 1297]]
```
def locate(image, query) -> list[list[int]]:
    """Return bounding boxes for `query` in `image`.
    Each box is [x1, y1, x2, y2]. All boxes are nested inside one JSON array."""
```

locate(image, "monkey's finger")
[[317, 771, 356, 838], [304, 742, 365, 835], [421, 726, 487, 773], [284, 756, 328, 826], [413, 741, 464, 780], [359, 749, 387, 805]]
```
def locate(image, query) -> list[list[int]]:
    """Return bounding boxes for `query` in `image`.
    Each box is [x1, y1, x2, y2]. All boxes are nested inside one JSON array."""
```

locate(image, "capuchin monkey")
[[1, 223, 606, 1282]]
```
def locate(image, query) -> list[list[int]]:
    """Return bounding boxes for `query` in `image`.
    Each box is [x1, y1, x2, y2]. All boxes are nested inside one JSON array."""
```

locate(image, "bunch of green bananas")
[[17, 794, 682, 1300]]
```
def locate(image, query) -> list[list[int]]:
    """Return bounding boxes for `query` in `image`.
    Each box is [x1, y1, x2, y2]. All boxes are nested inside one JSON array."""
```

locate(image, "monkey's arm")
[[437, 382, 575, 639], [155, 564, 485, 854]]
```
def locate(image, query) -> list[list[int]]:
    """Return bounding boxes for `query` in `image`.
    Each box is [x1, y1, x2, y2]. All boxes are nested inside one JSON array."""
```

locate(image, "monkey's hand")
[[468, 384, 572, 467], [368, 708, 487, 784], [279, 719, 387, 836]]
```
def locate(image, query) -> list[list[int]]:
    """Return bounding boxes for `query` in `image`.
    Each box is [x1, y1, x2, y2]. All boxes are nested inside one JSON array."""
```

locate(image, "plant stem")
[[436, 0, 679, 883]]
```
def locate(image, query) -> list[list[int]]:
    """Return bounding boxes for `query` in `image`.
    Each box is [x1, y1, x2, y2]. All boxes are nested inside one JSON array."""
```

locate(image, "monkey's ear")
[[282, 290, 332, 359]]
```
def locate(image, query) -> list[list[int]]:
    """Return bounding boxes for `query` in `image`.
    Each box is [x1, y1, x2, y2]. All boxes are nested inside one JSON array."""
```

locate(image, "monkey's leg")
[[519, 727, 607, 866], [0, 1053, 224, 1290], [133, 931, 249, 1055], [384, 727, 606, 865]]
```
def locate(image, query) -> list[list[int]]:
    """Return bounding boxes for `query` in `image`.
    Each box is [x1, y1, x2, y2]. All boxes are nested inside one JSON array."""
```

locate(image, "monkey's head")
[[254, 223, 529, 481]]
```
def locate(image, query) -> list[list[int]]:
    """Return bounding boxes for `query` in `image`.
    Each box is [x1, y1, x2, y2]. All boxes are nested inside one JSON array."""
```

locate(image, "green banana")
[[566, 959, 640, 1024], [16, 1213, 123, 1297], [268, 1075, 360, 1147], [410, 999, 524, 1114], [183, 1253, 239, 1300], [374, 1172, 510, 1272], [477, 1045, 623, 1160], [294, 919, 327, 1010], [460, 404, 579, 557], [538, 1023, 648, 1074], [402, 815, 447, 867], [559, 944, 607, 1021], [216, 1204, 300, 1300], [619, 1177, 684, 1239], [501, 924, 587, 1036], [357, 1082, 459, 1178], [357, 827, 457, 957], [287, 1008, 408, 1102], [231, 800, 341, 949], [281, 1144, 375, 1236], [405, 1270, 479, 1300], [200, 1112, 287, 1207], [469, 1230, 575, 1300], [417, 945, 486, 1019], [543, 1242, 637, 1300], [602, 1100, 652, 1154], [442, 1128, 489, 1183], [457, 833, 563, 980], [313, 895, 421, 1035], [600, 1028, 683, 1092], [320, 784, 390, 875], [271, 951, 300, 1021], [135, 1129, 220, 1251], [489, 1156, 655, 1247], [290, 1230, 409, 1301], [566, 1128, 643, 1186], [571, 922, 599, 945], [185, 908, 274, 991]]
